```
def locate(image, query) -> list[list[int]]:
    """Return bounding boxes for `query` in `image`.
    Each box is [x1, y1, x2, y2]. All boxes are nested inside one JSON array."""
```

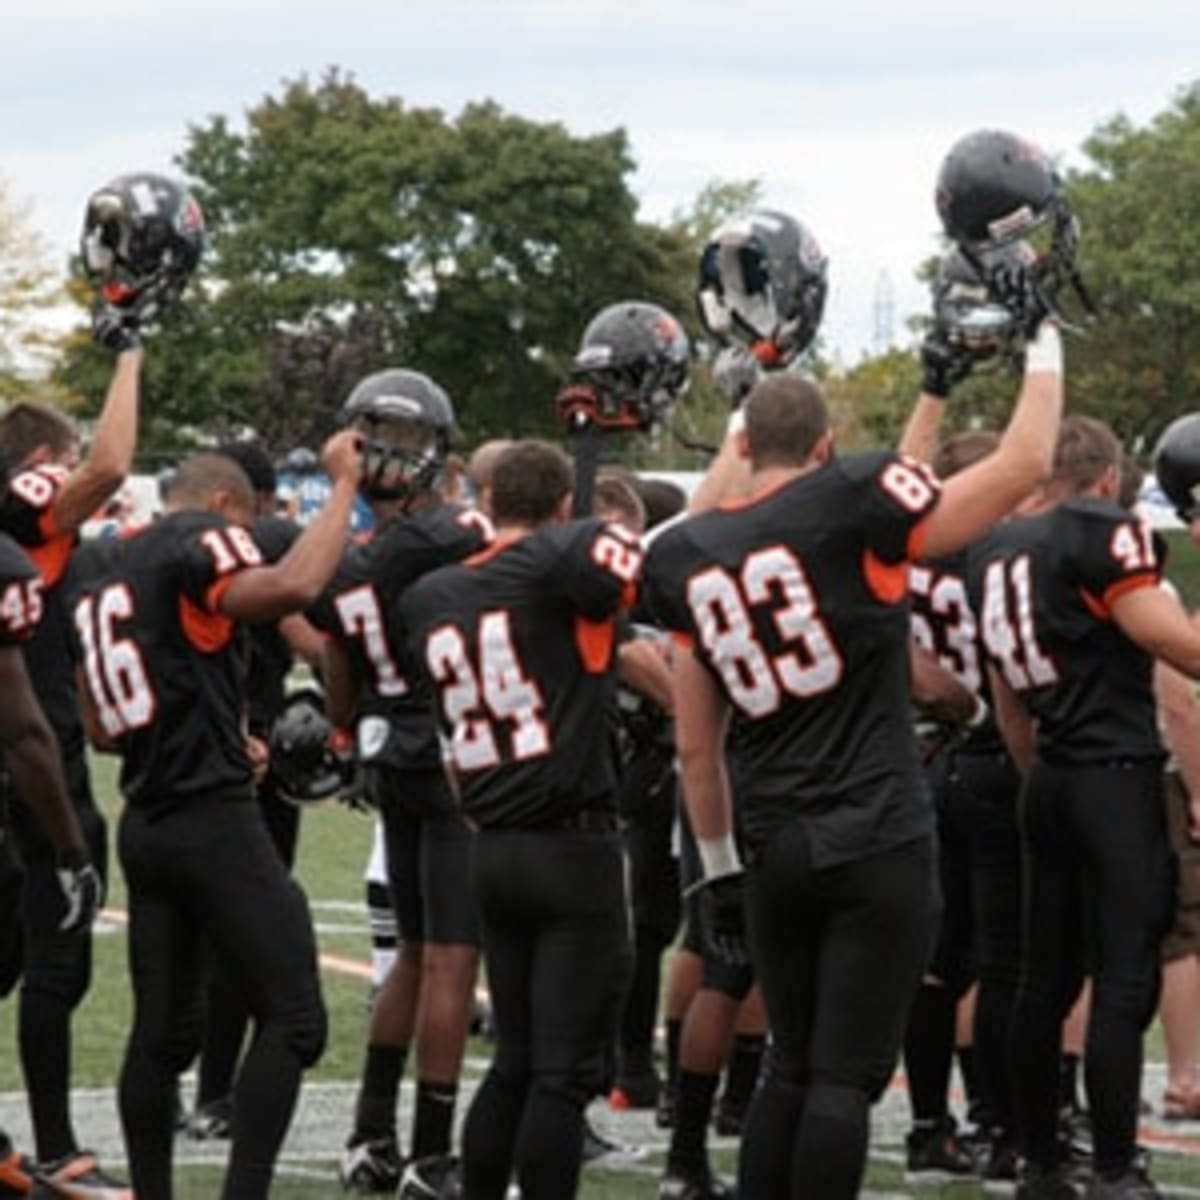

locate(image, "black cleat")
[[398, 1155, 463, 1199], [905, 1116, 979, 1183], [338, 1135, 403, 1193]]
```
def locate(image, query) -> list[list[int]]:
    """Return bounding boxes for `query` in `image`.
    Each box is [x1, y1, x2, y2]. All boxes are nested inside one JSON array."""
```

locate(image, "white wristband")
[[725, 408, 746, 439], [966, 694, 990, 730], [697, 833, 742, 879], [1025, 323, 1063, 376]]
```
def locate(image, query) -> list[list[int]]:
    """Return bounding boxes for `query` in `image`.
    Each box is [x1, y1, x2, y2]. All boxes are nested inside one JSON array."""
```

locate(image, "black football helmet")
[[932, 242, 1031, 364], [268, 688, 343, 807], [341, 369, 456, 501], [560, 301, 690, 432], [1154, 413, 1200, 522], [80, 172, 205, 320], [696, 209, 827, 365], [935, 130, 1090, 334]]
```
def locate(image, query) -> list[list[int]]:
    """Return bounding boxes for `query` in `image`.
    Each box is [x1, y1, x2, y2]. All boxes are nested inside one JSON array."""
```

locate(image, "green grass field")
[[10, 753, 1197, 1197]]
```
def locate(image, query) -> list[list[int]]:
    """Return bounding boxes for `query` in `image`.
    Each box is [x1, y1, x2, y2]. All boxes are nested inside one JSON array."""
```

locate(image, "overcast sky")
[[3, 0, 1196, 361]]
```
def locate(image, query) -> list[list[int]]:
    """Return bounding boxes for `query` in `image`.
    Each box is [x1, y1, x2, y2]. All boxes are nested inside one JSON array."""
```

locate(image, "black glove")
[[693, 871, 749, 965], [91, 303, 142, 354], [988, 262, 1052, 340], [920, 331, 973, 399], [55, 849, 103, 934]]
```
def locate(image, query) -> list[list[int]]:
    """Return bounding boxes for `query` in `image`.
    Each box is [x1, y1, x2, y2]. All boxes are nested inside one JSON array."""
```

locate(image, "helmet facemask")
[[698, 237, 776, 345], [349, 406, 445, 502], [570, 351, 689, 432], [934, 244, 1029, 366]]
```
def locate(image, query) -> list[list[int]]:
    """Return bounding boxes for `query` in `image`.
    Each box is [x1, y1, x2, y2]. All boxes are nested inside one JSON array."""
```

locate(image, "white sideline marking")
[[101, 905, 377, 980]]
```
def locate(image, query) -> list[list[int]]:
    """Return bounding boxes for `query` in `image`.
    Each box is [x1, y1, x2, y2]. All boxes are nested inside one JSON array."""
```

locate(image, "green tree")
[[1065, 82, 1200, 444], [56, 70, 697, 456]]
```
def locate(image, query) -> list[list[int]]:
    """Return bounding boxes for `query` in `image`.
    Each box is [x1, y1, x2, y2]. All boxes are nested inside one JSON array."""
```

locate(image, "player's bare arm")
[[618, 636, 674, 714], [1154, 659, 1200, 840], [221, 430, 363, 622], [1111, 583, 1200, 683], [48, 347, 143, 536], [688, 426, 753, 516], [0, 649, 87, 858], [322, 637, 364, 733], [75, 664, 120, 755], [672, 647, 734, 848], [909, 640, 982, 726], [921, 323, 1063, 559], [279, 612, 326, 669], [986, 663, 1035, 773]]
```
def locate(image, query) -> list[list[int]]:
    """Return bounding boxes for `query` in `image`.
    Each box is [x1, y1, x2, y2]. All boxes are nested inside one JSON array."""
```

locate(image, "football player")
[[312, 370, 491, 1194], [70, 434, 361, 1199], [902, 430, 1022, 1185], [657, 211, 827, 1200], [963, 413, 1200, 1199], [896, 233, 1035, 1186], [0, 170, 202, 1195], [185, 440, 326, 1140], [643, 281, 1063, 1200], [1152, 415, 1200, 1122], [398, 440, 642, 1200], [0, 486, 102, 1197]]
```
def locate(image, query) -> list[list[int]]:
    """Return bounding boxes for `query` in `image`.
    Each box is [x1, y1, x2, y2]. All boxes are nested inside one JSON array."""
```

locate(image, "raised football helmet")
[[341, 369, 456, 501], [935, 130, 1090, 334], [696, 209, 827, 364], [80, 172, 205, 319], [932, 242, 1030, 364], [558, 301, 690, 432], [268, 688, 344, 807], [1154, 413, 1200, 522]]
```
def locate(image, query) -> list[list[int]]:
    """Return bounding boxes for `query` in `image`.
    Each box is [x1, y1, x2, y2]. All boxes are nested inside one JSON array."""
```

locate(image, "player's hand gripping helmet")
[[80, 172, 205, 320], [935, 130, 1090, 335], [341, 369, 456, 501], [268, 688, 344, 807], [1154, 413, 1200, 522], [697, 209, 828, 366], [557, 301, 690, 432]]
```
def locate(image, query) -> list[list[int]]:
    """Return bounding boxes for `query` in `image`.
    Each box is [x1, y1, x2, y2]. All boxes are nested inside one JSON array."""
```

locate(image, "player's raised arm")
[[53, 173, 206, 534], [47, 338, 142, 535], [220, 431, 363, 622], [920, 322, 1061, 560]]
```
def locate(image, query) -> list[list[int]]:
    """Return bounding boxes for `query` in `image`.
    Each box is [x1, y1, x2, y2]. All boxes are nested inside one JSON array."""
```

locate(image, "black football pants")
[[1010, 759, 1175, 1177], [7, 752, 108, 1162], [951, 749, 1023, 1138], [197, 770, 301, 1109], [117, 792, 326, 1200], [462, 826, 632, 1200], [739, 826, 938, 1200], [619, 771, 681, 1072]]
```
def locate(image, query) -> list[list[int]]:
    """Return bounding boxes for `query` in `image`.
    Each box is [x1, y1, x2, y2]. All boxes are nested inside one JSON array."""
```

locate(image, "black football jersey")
[[966, 497, 1164, 765], [245, 514, 302, 735], [644, 450, 941, 866], [68, 510, 264, 811], [0, 533, 43, 647], [909, 546, 1003, 754], [0, 465, 85, 757], [309, 503, 492, 770], [398, 517, 641, 828]]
